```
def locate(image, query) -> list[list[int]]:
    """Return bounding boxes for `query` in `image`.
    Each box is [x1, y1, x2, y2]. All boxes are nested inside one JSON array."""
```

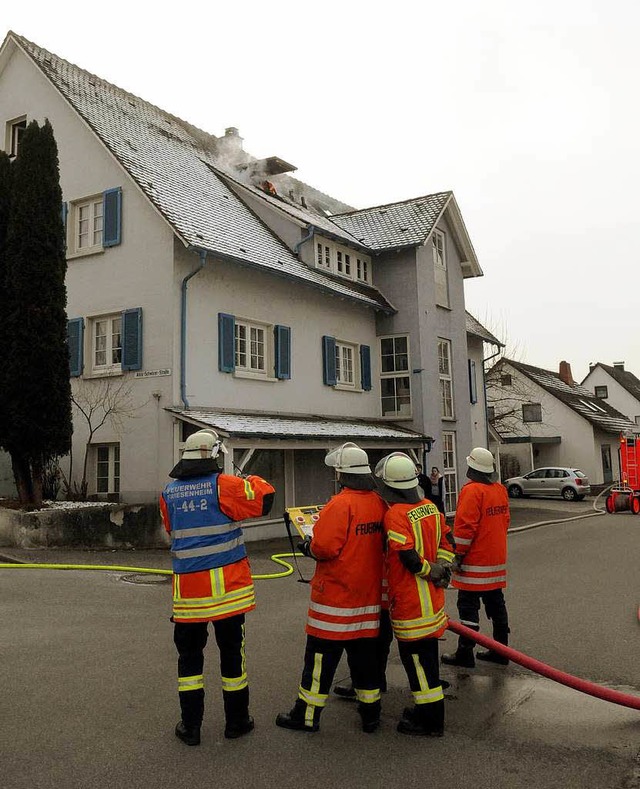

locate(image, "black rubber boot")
[[397, 701, 444, 737], [477, 625, 509, 665], [441, 648, 475, 668], [275, 699, 321, 732], [358, 700, 381, 734], [175, 720, 201, 746], [333, 682, 357, 700], [223, 687, 255, 739]]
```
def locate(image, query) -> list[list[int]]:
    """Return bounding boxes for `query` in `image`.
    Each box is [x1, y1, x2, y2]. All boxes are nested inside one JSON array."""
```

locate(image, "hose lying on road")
[[507, 485, 611, 534], [446, 620, 640, 711]]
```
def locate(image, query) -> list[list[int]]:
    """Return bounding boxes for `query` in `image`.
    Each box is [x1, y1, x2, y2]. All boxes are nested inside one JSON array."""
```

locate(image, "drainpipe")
[[181, 249, 207, 408], [294, 224, 315, 255]]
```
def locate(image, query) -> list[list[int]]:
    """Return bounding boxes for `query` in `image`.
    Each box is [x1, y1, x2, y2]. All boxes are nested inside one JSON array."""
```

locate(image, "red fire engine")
[[606, 433, 640, 513]]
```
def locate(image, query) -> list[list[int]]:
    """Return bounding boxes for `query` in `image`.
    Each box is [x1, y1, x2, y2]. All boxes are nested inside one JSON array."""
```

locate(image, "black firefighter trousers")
[[455, 588, 510, 651], [173, 614, 248, 729]]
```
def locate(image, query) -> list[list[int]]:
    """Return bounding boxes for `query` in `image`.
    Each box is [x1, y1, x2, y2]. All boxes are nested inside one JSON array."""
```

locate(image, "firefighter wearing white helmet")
[[441, 447, 511, 669], [375, 452, 455, 736], [276, 442, 387, 734], [160, 429, 275, 746]]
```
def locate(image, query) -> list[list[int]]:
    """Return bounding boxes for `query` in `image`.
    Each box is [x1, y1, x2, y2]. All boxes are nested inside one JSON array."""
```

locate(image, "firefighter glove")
[[297, 537, 314, 558], [428, 561, 451, 588], [452, 554, 464, 572]]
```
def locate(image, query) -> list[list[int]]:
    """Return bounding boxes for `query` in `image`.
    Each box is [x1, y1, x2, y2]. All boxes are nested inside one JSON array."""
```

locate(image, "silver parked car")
[[505, 467, 590, 501]]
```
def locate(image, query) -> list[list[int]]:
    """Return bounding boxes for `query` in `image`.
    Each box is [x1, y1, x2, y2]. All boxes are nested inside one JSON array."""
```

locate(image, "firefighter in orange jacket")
[[275, 443, 387, 734], [442, 447, 510, 669], [160, 429, 275, 746], [375, 452, 455, 736]]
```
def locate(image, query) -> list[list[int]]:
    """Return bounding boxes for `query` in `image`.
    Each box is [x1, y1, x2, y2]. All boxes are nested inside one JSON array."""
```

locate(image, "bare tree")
[[62, 378, 145, 500]]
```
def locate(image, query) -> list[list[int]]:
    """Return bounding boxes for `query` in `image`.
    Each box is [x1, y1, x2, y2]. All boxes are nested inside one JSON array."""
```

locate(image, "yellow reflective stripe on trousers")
[[178, 674, 204, 692], [298, 652, 326, 726], [411, 654, 443, 704], [355, 687, 381, 704], [221, 674, 248, 692]]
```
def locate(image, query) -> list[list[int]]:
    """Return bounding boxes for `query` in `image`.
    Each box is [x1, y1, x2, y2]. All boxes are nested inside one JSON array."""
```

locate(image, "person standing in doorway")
[[441, 447, 510, 669], [160, 429, 275, 746]]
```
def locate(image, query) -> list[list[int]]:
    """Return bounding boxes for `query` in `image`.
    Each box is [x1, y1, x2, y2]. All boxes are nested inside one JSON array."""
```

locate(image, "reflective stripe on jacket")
[[170, 560, 255, 623], [385, 500, 454, 641], [451, 480, 510, 591], [306, 488, 386, 641]]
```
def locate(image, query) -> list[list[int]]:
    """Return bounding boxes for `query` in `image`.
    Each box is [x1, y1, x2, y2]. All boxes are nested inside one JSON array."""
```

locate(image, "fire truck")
[[606, 433, 640, 513]]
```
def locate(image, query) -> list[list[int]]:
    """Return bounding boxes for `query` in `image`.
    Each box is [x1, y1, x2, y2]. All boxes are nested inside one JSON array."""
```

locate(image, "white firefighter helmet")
[[324, 442, 371, 475], [466, 446, 495, 474], [374, 453, 419, 489], [182, 429, 226, 460]]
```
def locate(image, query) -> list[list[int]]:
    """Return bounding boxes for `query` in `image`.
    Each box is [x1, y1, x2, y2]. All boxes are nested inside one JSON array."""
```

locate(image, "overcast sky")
[[4, 1, 639, 383]]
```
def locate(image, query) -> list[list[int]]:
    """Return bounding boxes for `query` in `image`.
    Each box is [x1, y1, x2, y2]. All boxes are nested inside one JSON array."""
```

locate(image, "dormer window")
[[314, 236, 371, 284], [6, 116, 27, 158]]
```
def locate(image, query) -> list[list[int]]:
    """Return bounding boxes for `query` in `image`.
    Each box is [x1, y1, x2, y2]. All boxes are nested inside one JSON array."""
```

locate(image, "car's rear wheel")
[[508, 485, 523, 498], [562, 487, 577, 501]]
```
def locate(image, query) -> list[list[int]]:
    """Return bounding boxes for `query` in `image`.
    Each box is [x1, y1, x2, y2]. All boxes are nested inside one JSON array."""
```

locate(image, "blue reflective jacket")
[[162, 473, 246, 574]]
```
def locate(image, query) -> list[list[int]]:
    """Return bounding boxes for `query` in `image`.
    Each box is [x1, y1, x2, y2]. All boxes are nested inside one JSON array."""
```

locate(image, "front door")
[[601, 445, 612, 484]]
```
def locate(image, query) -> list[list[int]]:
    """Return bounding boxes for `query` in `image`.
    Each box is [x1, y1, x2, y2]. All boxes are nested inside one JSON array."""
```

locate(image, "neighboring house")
[[465, 311, 503, 456], [487, 358, 636, 485], [0, 31, 487, 517], [582, 362, 640, 429]]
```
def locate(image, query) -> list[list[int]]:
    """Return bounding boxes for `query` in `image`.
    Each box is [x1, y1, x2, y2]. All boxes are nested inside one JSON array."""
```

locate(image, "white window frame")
[[314, 236, 371, 283], [95, 443, 120, 495], [438, 338, 454, 419], [234, 318, 270, 378], [90, 313, 123, 376], [433, 228, 449, 307], [442, 431, 458, 513], [6, 116, 27, 158], [379, 334, 411, 417], [356, 256, 370, 283], [335, 340, 357, 387], [68, 195, 104, 258]]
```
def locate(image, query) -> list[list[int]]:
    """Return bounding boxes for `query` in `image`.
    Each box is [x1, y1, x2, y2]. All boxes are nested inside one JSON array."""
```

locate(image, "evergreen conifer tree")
[[3, 120, 72, 506]]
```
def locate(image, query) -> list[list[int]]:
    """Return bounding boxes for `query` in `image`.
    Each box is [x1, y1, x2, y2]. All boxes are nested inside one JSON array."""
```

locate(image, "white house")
[[487, 359, 635, 485], [581, 362, 640, 429], [0, 31, 489, 517]]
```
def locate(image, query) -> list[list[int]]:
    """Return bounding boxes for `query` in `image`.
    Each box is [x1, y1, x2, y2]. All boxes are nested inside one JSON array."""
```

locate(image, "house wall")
[[176, 245, 380, 419], [583, 368, 640, 425], [1, 47, 179, 502], [468, 335, 489, 450]]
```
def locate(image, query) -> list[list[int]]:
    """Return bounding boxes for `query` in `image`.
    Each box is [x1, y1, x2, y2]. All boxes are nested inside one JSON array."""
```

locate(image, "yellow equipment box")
[[284, 505, 324, 539]]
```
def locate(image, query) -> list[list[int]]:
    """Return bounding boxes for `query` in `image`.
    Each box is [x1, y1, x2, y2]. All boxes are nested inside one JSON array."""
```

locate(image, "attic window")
[[6, 116, 27, 158], [595, 385, 608, 399]]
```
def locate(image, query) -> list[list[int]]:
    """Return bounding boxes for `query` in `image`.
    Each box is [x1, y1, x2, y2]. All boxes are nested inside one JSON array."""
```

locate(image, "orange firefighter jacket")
[[385, 499, 455, 641], [160, 473, 275, 623], [306, 488, 387, 641], [451, 480, 510, 592]]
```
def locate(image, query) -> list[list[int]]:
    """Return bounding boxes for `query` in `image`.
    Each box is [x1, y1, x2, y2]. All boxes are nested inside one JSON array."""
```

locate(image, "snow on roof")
[[167, 408, 429, 442]]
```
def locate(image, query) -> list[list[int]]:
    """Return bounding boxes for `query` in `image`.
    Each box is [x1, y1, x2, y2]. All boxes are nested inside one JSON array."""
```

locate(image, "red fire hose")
[[446, 620, 640, 711]]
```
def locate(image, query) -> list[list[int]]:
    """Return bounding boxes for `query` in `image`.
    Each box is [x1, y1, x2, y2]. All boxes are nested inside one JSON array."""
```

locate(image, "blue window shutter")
[[103, 187, 122, 247], [360, 345, 372, 391], [67, 317, 84, 377], [322, 336, 336, 386], [218, 313, 235, 373], [468, 359, 478, 404], [121, 308, 143, 371], [274, 325, 291, 380], [61, 201, 68, 228]]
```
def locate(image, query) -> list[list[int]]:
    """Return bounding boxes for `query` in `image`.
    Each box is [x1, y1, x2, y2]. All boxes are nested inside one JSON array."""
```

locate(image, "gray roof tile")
[[465, 312, 503, 346]]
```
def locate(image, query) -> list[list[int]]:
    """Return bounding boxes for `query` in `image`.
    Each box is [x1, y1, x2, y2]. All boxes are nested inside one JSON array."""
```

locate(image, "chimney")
[[216, 127, 244, 160], [589, 362, 596, 372], [559, 360, 574, 386], [613, 361, 625, 371]]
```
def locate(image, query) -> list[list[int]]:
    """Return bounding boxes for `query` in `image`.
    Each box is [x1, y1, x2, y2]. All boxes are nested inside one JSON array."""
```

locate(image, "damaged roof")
[[506, 360, 636, 435], [167, 408, 430, 443], [4, 32, 393, 313]]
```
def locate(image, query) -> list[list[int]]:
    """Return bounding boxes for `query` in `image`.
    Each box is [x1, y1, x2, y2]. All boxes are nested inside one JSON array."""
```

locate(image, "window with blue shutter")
[[274, 325, 291, 380], [322, 336, 336, 386], [121, 308, 143, 371], [103, 187, 122, 247], [468, 359, 478, 404], [67, 317, 84, 377], [360, 345, 371, 391], [219, 313, 236, 373]]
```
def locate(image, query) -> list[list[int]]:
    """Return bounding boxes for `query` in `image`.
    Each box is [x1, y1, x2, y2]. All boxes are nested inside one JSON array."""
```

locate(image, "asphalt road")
[[1, 499, 639, 789]]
